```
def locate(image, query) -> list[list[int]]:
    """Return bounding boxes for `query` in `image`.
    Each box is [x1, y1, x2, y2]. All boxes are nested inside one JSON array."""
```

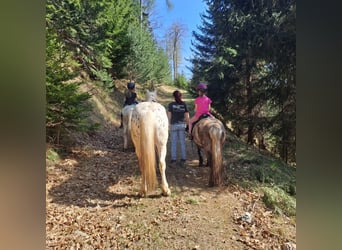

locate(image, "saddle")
[[190, 113, 211, 134]]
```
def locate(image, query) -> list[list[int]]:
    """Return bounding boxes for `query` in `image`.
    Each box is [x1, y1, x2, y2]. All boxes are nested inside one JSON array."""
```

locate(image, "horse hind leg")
[[197, 146, 204, 167], [122, 114, 131, 150], [208, 153, 215, 186], [140, 170, 148, 197], [207, 153, 212, 167], [133, 140, 147, 196], [158, 144, 171, 196], [123, 128, 128, 150]]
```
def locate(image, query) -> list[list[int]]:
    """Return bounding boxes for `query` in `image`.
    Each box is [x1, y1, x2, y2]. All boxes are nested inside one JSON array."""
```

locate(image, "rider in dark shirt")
[[120, 82, 138, 128], [167, 90, 189, 166]]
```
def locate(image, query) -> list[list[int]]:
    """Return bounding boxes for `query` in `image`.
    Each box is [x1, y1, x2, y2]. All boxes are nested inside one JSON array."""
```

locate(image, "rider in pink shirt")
[[188, 83, 214, 135], [194, 95, 211, 118]]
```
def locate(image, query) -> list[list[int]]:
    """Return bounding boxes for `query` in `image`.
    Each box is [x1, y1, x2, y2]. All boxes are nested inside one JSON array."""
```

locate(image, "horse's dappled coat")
[[130, 101, 170, 196]]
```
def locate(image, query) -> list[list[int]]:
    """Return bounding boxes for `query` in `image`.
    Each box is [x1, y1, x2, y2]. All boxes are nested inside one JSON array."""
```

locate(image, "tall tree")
[[165, 22, 187, 81], [190, 0, 296, 163], [46, 28, 92, 144], [46, 0, 135, 83], [125, 23, 171, 85], [46, 0, 174, 145]]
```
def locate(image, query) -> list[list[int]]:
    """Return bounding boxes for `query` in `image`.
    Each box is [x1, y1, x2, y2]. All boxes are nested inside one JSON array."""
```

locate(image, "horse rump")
[[130, 101, 171, 197], [192, 117, 226, 186]]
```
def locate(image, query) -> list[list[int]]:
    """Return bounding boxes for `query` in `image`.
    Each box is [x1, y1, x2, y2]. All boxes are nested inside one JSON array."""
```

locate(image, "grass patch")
[[46, 147, 60, 162], [260, 185, 296, 216], [185, 197, 199, 205], [226, 133, 296, 216], [250, 158, 296, 195], [170, 188, 181, 198]]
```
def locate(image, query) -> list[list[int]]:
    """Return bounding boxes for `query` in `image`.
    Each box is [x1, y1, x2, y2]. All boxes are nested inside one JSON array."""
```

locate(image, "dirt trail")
[[46, 85, 295, 249], [46, 122, 247, 249]]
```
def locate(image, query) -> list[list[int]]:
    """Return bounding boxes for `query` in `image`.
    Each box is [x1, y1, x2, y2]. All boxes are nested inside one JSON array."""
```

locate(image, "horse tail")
[[209, 125, 223, 186], [140, 110, 157, 193]]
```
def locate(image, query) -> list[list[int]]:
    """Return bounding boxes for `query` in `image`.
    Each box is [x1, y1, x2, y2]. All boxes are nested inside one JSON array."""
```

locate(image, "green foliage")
[[46, 0, 135, 78], [46, 79, 92, 142], [125, 24, 171, 85], [226, 137, 296, 193], [261, 186, 296, 216], [155, 47, 172, 84], [46, 0, 173, 145], [91, 69, 114, 90], [46, 147, 60, 163], [191, 0, 296, 163], [174, 74, 188, 89], [251, 161, 296, 194], [46, 28, 92, 144], [225, 133, 296, 216], [186, 197, 199, 205]]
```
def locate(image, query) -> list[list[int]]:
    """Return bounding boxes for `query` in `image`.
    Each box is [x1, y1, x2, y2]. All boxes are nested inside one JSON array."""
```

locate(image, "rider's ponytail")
[[173, 90, 183, 104]]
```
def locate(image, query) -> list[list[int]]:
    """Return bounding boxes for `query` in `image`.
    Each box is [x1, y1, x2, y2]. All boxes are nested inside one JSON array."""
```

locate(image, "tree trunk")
[[56, 124, 61, 145], [245, 57, 254, 145], [258, 134, 266, 150]]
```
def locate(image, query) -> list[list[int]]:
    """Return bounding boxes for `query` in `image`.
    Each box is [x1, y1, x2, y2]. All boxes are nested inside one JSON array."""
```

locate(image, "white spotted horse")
[[121, 90, 158, 150], [192, 114, 227, 186], [121, 104, 136, 150], [130, 90, 171, 197]]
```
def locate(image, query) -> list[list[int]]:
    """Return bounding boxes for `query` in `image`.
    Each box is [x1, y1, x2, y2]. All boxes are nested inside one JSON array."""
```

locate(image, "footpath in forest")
[[46, 82, 296, 249]]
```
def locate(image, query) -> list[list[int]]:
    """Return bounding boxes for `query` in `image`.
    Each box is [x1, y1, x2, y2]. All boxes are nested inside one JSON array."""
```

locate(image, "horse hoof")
[[139, 191, 147, 197], [162, 189, 171, 196]]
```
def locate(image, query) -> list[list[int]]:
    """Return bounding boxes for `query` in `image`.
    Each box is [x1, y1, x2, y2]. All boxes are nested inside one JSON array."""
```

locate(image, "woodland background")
[[46, 1, 296, 248], [46, 0, 296, 164]]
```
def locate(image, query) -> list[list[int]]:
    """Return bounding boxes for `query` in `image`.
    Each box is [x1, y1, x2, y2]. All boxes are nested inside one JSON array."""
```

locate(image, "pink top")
[[194, 96, 212, 119]]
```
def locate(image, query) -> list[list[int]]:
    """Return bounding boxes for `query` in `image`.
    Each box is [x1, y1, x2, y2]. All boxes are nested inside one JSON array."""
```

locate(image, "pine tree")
[[190, 0, 296, 163], [46, 29, 92, 144]]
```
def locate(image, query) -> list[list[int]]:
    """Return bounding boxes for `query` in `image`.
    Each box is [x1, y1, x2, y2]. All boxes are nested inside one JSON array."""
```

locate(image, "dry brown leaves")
[[230, 185, 296, 249], [46, 117, 295, 250]]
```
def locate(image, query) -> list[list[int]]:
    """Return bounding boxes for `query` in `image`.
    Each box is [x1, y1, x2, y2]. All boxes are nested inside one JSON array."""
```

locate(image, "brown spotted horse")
[[191, 114, 227, 186]]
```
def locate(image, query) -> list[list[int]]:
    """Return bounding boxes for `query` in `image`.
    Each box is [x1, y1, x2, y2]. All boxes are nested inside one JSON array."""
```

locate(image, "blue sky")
[[151, 0, 208, 79]]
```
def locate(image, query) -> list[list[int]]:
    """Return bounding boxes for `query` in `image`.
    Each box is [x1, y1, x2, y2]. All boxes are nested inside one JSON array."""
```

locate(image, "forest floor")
[[46, 82, 296, 249]]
